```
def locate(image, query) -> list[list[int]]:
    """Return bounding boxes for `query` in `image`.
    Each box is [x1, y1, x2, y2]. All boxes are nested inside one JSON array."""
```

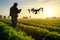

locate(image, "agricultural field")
[[0, 19, 60, 40], [0, 20, 34, 40]]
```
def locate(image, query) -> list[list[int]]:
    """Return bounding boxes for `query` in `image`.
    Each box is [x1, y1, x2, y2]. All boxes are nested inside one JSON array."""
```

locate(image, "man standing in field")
[[10, 2, 21, 28]]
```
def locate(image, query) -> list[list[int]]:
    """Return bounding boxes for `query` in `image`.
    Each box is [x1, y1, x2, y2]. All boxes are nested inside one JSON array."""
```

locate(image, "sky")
[[0, 0, 60, 19]]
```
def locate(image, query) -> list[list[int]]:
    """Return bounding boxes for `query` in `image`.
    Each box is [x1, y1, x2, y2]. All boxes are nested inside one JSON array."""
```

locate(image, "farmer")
[[10, 2, 21, 28]]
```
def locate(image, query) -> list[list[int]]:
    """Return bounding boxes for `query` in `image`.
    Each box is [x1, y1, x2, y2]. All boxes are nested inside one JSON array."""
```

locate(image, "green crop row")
[[0, 21, 34, 40], [18, 24, 60, 40], [2, 19, 60, 33], [2, 19, 60, 27], [1, 19, 60, 40], [18, 19, 60, 27]]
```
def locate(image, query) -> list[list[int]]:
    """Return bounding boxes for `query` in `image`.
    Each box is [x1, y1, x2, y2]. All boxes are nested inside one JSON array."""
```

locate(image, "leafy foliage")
[[1, 19, 60, 40], [18, 24, 60, 40], [0, 21, 34, 40]]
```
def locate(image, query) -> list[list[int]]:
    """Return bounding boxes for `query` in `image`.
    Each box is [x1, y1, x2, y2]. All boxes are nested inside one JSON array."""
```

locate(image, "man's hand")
[[18, 9, 22, 13]]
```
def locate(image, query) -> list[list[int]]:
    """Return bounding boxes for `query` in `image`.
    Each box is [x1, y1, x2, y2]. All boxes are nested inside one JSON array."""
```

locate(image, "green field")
[[0, 19, 60, 40]]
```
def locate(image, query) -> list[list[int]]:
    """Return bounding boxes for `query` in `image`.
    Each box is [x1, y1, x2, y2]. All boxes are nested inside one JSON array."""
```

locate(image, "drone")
[[27, 7, 43, 14]]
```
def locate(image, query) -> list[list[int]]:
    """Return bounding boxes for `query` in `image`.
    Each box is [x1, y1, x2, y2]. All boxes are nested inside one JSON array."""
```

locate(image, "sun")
[[44, 7, 54, 17]]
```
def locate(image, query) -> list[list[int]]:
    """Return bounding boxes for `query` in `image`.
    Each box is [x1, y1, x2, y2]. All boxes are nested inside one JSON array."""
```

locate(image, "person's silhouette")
[[10, 2, 21, 28]]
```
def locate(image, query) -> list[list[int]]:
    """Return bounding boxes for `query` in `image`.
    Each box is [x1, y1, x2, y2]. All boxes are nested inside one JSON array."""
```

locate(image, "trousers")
[[11, 17, 17, 28]]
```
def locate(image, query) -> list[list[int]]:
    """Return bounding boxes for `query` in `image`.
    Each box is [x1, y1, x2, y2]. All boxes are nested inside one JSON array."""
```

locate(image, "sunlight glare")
[[44, 7, 53, 17]]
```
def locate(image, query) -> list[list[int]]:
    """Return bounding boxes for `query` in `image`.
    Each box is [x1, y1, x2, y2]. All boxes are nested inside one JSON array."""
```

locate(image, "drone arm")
[[35, 11, 38, 14]]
